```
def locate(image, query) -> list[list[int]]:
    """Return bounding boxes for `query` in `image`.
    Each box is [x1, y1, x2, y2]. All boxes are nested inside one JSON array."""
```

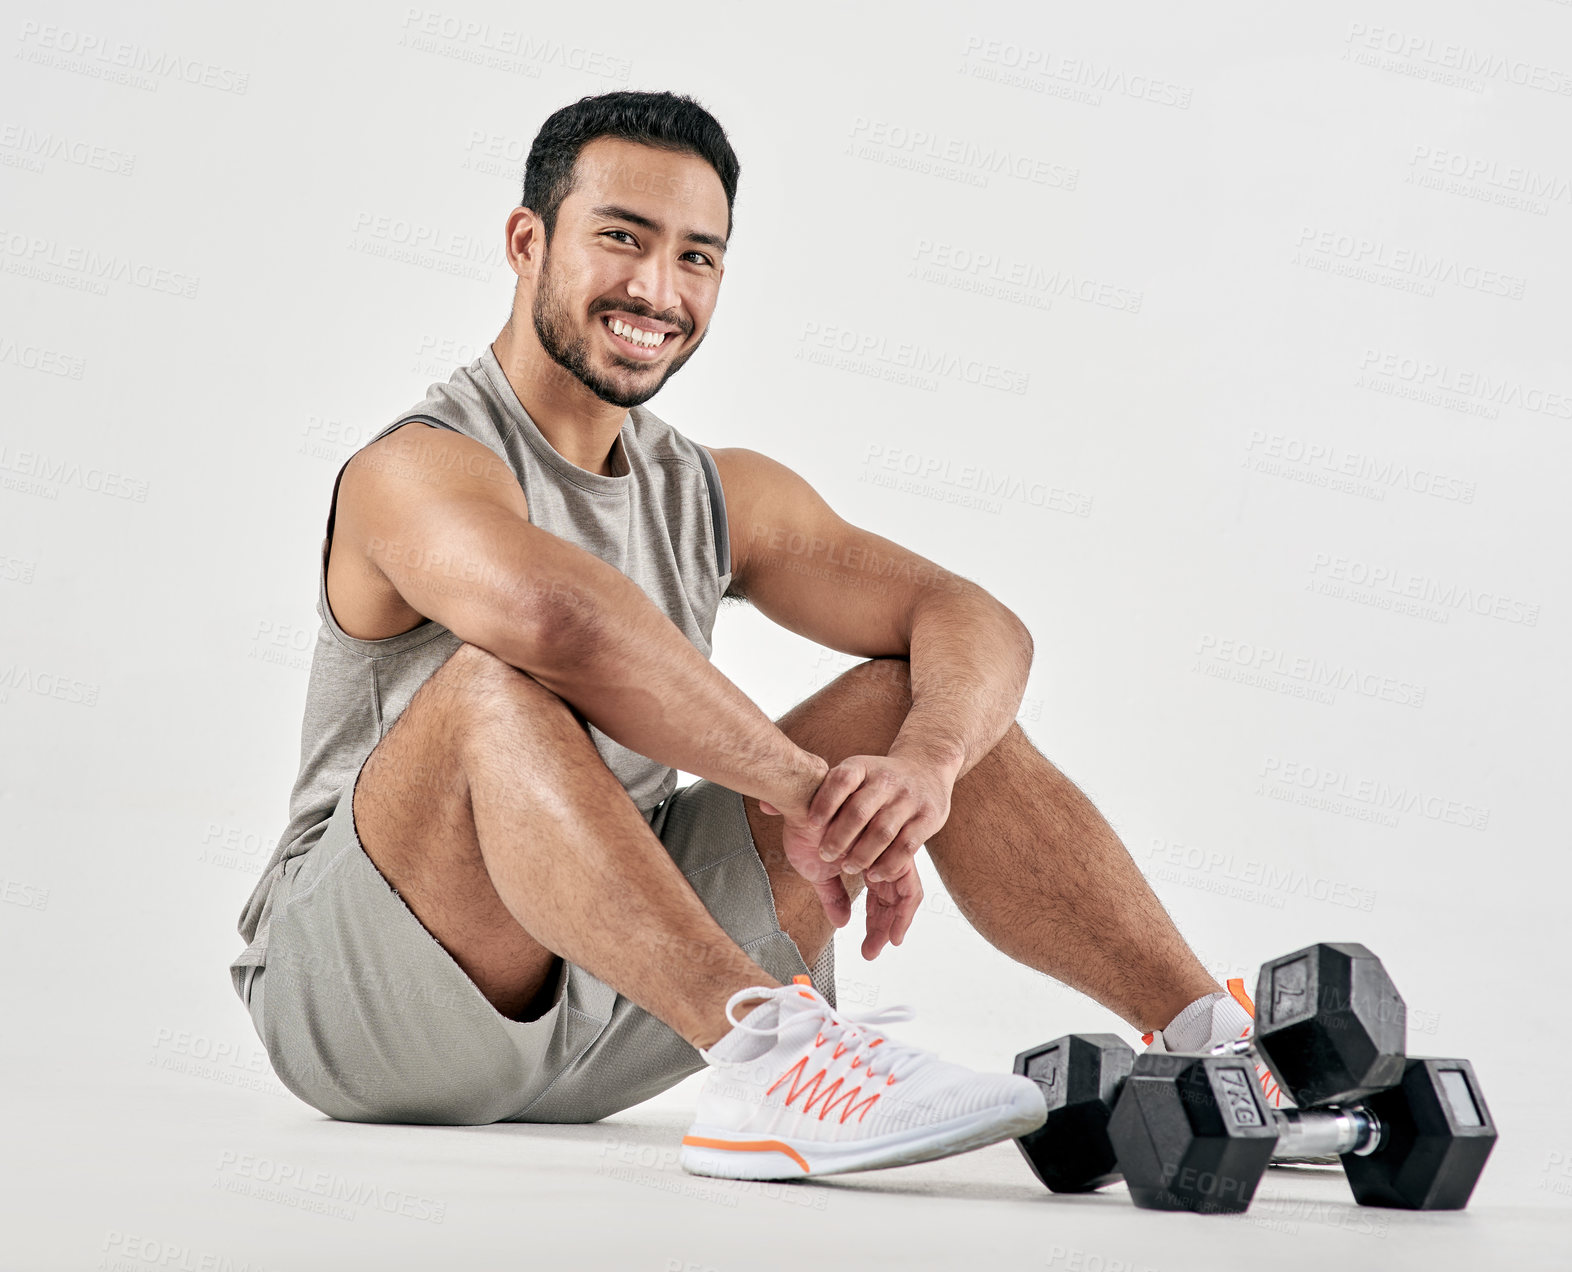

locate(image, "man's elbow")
[[1004, 606, 1034, 666], [954, 581, 1034, 666], [972, 586, 1033, 667], [479, 571, 607, 680]]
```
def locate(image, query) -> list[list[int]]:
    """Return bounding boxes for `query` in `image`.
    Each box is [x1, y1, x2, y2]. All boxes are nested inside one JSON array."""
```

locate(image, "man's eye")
[[603, 232, 712, 268]]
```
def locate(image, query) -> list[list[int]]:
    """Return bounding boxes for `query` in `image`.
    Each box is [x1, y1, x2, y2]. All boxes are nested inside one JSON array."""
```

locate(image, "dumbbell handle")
[[1207, 1037, 1383, 1158], [1276, 1106, 1382, 1158]]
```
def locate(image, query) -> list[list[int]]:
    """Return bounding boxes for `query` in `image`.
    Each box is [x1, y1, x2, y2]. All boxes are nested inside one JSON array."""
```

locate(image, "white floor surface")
[[9, 1054, 1566, 1272]]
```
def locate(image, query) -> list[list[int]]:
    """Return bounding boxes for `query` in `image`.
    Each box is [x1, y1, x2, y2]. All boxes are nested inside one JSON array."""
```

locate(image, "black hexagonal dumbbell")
[[1013, 1038, 1276, 1209], [1109, 1052, 1280, 1213], [1015, 942, 1497, 1213], [1018, 1037, 1498, 1215], [1251, 941, 1408, 1107], [1108, 1051, 1498, 1214], [1240, 941, 1496, 1205], [1014, 939, 1409, 1194], [1013, 1033, 1133, 1193], [1339, 1057, 1498, 1210]]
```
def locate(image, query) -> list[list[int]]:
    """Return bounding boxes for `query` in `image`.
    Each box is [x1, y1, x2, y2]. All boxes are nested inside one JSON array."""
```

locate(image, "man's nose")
[[624, 253, 681, 317]]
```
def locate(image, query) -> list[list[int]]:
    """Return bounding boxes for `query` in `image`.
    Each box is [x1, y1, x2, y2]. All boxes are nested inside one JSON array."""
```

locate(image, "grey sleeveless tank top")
[[231, 344, 733, 982]]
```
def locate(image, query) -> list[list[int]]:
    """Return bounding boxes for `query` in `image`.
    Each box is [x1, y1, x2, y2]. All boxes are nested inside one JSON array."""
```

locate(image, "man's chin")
[[588, 370, 663, 409], [591, 355, 675, 405]]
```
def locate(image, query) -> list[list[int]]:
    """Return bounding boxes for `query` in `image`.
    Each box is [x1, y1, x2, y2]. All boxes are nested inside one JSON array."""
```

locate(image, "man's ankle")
[[1143, 980, 1229, 1036]]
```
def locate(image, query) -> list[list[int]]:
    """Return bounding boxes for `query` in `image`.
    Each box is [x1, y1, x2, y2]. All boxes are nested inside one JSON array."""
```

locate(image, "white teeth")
[[606, 316, 668, 348]]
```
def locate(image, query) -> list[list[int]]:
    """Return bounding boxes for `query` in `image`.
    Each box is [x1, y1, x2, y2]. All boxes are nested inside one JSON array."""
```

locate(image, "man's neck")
[[490, 330, 627, 477]]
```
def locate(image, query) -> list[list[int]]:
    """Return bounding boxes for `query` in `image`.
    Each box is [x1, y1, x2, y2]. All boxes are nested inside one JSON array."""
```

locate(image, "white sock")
[[1161, 991, 1254, 1051], [699, 992, 793, 1063]]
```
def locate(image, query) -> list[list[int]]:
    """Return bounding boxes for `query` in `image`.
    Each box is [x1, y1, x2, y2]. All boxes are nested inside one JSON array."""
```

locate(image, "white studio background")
[[3, 0, 1568, 1266]]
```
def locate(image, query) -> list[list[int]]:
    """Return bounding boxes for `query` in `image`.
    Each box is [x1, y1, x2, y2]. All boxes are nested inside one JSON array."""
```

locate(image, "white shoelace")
[[724, 983, 934, 1083]]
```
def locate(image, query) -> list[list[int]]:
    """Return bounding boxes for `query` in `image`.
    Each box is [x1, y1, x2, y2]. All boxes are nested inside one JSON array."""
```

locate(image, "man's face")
[[529, 137, 729, 409]]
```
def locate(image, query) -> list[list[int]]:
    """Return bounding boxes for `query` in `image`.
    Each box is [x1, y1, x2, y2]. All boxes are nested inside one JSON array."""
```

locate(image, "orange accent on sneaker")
[[821, 1089, 881, 1123], [682, 1135, 811, 1173], [1141, 1032, 1155, 1046], [767, 1055, 883, 1124], [1226, 977, 1256, 1019]]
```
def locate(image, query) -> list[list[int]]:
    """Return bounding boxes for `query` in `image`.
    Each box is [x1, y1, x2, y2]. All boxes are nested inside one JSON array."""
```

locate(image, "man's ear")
[[505, 206, 547, 274]]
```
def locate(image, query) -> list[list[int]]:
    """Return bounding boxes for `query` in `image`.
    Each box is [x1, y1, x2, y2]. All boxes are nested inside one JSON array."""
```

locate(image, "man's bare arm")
[[887, 585, 1034, 784], [700, 443, 1032, 781], [690, 442, 1036, 951], [347, 424, 827, 811]]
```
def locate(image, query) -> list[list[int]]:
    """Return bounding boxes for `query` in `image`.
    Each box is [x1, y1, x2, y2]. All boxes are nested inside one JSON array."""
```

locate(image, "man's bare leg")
[[352, 641, 778, 1049], [743, 657, 1221, 1034]]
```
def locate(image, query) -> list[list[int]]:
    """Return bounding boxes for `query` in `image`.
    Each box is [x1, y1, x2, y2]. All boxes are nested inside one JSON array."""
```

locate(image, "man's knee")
[[443, 640, 539, 694], [848, 661, 1032, 751], [845, 654, 912, 700], [363, 642, 583, 811], [804, 656, 912, 729], [440, 641, 584, 734]]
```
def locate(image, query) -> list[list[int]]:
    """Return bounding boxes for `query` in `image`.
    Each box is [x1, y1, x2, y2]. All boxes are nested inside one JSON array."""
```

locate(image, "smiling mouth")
[[600, 314, 675, 353]]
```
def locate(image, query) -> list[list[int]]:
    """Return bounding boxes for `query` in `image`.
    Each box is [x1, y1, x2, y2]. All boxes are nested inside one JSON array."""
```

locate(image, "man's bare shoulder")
[[343, 421, 528, 521], [690, 444, 881, 608], [690, 443, 784, 513], [327, 422, 540, 644]]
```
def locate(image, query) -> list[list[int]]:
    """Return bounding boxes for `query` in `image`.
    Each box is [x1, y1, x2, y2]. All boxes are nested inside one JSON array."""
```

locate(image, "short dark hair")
[[521, 90, 741, 244]]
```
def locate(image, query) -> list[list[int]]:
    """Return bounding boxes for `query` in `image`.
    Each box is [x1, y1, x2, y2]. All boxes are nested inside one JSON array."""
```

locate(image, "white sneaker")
[[680, 976, 1047, 1180]]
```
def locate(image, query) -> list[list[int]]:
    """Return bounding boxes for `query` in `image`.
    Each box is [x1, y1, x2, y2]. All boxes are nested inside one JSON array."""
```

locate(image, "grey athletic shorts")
[[237, 771, 836, 1125]]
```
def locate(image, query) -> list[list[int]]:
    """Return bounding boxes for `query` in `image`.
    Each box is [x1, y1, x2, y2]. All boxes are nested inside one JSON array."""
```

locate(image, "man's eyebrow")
[[589, 203, 727, 253]]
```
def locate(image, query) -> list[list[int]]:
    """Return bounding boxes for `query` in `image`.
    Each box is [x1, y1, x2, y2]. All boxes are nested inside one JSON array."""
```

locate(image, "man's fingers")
[[864, 838, 920, 884], [890, 869, 923, 945], [808, 760, 863, 832], [814, 876, 852, 929], [839, 812, 910, 876], [859, 869, 922, 958], [862, 889, 895, 960], [818, 786, 890, 864]]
